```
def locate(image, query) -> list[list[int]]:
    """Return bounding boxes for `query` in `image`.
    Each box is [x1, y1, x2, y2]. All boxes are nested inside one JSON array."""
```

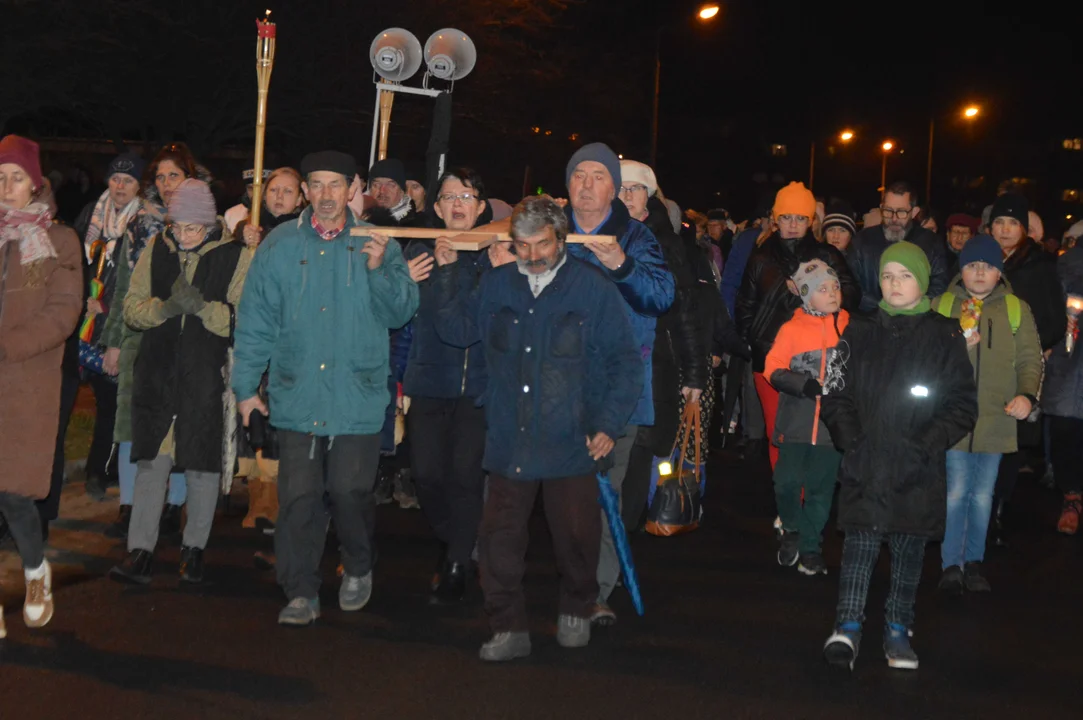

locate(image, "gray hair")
[[510, 195, 568, 243]]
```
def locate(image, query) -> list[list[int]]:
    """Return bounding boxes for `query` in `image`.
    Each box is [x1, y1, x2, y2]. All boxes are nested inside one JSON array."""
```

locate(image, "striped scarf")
[[85, 189, 141, 263], [0, 201, 56, 266]]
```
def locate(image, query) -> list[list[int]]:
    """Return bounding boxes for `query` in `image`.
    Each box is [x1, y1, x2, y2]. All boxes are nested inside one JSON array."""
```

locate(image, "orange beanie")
[[773, 181, 816, 220]]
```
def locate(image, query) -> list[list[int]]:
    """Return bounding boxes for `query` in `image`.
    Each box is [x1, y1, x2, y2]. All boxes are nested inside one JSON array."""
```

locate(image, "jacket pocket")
[[488, 307, 520, 354], [550, 312, 586, 359]]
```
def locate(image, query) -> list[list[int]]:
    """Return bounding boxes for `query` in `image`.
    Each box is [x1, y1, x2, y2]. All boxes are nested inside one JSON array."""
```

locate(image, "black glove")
[[802, 378, 823, 399]]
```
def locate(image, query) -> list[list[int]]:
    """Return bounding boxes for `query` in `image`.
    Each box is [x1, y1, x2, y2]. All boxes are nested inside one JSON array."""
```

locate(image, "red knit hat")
[[0, 135, 43, 190]]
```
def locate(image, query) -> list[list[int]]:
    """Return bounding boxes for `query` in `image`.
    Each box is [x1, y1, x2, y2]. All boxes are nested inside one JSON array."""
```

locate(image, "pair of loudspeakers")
[[370, 28, 476, 83]]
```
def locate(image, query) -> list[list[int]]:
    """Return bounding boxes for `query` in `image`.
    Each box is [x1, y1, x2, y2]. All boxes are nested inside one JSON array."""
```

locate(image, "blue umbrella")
[[597, 472, 644, 616]]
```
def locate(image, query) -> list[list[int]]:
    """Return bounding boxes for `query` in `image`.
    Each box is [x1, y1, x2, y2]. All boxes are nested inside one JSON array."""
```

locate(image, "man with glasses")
[[400, 168, 516, 604], [735, 182, 858, 471], [849, 180, 949, 313], [944, 213, 980, 278]]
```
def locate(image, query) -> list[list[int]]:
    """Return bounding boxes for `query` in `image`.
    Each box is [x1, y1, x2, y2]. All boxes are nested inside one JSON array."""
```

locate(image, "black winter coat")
[[636, 198, 704, 454], [1003, 240, 1066, 351], [735, 231, 859, 372], [821, 311, 978, 539]]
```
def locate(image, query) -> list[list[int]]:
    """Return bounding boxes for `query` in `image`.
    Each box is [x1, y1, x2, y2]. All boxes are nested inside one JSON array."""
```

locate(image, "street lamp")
[[809, 130, 855, 192], [926, 104, 982, 206], [881, 141, 894, 193], [651, 6, 720, 167]]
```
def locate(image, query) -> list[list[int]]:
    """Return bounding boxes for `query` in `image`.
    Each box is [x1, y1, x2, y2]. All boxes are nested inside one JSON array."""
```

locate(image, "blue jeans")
[[942, 450, 1002, 569], [117, 442, 187, 507]]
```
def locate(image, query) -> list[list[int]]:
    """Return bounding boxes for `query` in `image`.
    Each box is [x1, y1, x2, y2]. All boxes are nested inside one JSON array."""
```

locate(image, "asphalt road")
[[0, 448, 1079, 719]]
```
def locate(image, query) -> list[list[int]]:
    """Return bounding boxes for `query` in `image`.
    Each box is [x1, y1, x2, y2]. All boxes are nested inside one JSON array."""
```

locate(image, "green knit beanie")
[[880, 241, 930, 294]]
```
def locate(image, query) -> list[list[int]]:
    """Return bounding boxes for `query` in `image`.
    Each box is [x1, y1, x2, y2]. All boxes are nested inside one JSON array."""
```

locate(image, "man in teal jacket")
[[232, 150, 419, 627]]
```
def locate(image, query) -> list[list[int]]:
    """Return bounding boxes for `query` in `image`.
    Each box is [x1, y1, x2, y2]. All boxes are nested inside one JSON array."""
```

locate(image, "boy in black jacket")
[[820, 242, 977, 671]]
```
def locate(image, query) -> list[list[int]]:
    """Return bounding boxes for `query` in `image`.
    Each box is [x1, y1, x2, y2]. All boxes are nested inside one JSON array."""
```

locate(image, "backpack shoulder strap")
[[936, 293, 956, 318], [1005, 293, 1021, 335]]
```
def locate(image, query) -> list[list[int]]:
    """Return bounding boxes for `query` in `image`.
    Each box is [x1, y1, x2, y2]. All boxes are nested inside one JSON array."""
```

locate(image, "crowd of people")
[[0, 132, 1079, 673]]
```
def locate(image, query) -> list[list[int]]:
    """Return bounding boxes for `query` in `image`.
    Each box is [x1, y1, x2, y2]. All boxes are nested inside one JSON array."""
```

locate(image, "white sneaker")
[[24, 561, 54, 629]]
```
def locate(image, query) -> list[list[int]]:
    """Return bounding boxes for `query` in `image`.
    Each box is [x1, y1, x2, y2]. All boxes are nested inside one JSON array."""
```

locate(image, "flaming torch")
[[251, 10, 277, 228]]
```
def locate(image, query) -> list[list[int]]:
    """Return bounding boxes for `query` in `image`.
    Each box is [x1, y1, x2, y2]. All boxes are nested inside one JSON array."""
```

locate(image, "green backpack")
[[936, 293, 1021, 335]]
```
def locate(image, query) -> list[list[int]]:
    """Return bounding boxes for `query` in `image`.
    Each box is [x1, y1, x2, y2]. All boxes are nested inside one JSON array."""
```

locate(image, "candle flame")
[[265, 9, 271, 17]]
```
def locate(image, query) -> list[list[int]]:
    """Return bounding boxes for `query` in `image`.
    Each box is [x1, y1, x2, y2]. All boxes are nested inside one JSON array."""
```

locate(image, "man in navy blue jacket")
[[433, 196, 642, 662], [562, 142, 674, 625]]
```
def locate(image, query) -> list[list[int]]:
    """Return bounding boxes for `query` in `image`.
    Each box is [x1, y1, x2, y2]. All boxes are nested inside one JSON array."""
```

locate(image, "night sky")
[[8, 0, 1083, 230]]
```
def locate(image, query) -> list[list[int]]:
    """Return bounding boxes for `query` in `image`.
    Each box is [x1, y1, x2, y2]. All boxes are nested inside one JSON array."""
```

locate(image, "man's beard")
[[884, 222, 909, 242], [517, 244, 566, 274]]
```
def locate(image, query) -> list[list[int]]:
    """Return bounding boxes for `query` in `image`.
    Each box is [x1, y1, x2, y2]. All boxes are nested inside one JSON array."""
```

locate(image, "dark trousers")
[[774, 443, 841, 554], [1049, 415, 1083, 494], [275, 431, 381, 600], [480, 473, 601, 633], [38, 369, 81, 526], [836, 531, 926, 628], [0, 492, 46, 568], [621, 442, 654, 531], [408, 395, 487, 565], [86, 373, 118, 481]]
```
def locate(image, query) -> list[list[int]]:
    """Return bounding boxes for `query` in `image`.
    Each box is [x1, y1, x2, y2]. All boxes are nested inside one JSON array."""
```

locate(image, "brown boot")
[[242, 478, 263, 529], [259, 479, 279, 527]]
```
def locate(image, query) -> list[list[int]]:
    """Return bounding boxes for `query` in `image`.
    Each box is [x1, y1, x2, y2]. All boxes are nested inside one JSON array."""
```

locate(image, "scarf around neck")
[[85, 189, 141, 263], [0, 201, 57, 266], [879, 296, 931, 316]]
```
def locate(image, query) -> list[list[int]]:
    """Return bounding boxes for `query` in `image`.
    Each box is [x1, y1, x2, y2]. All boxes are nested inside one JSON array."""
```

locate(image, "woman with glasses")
[[109, 178, 251, 586], [399, 167, 513, 604], [102, 143, 211, 540]]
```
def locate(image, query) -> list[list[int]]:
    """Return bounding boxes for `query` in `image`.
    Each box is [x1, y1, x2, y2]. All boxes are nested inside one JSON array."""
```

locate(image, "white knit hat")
[[619, 159, 657, 196]]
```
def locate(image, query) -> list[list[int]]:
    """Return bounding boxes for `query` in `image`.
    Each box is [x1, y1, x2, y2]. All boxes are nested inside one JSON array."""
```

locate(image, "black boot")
[[179, 546, 205, 584], [432, 561, 468, 604], [85, 472, 108, 501], [992, 499, 1008, 548], [160, 504, 183, 540], [109, 549, 154, 585], [105, 505, 132, 539]]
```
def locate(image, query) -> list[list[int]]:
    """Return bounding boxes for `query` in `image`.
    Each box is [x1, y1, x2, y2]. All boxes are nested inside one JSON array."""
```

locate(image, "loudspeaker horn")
[[369, 28, 423, 82], [423, 28, 476, 81]]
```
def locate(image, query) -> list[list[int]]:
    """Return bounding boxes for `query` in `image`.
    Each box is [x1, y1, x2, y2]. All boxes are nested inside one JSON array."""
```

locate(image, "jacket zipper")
[[461, 347, 469, 395], [988, 317, 993, 350], [811, 316, 827, 445], [969, 320, 982, 452]]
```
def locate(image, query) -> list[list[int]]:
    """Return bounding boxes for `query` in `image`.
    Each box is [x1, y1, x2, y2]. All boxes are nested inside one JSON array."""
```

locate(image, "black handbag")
[[645, 401, 703, 537]]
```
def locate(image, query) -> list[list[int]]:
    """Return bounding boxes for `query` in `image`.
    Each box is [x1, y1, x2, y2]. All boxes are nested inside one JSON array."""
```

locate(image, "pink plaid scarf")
[[0, 201, 57, 266]]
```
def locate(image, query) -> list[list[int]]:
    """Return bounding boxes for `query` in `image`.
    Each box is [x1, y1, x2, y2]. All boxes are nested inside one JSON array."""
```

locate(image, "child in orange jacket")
[[764, 260, 850, 575]]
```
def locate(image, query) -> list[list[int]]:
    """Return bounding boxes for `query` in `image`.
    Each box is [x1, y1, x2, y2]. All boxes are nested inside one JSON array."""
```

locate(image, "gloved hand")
[[169, 273, 207, 315], [802, 378, 823, 399]]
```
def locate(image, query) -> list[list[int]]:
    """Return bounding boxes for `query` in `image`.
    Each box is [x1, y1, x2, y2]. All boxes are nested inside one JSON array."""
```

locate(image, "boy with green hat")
[[820, 241, 977, 671]]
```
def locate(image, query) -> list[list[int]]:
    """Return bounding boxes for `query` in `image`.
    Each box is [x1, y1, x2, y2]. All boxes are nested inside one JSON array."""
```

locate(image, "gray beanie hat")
[[566, 142, 621, 188]]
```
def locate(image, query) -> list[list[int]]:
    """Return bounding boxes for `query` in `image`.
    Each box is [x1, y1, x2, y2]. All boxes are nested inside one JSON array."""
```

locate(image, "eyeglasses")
[[171, 223, 206, 238], [880, 206, 913, 219], [438, 192, 479, 203], [777, 214, 809, 225], [618, 185, 648, 196]]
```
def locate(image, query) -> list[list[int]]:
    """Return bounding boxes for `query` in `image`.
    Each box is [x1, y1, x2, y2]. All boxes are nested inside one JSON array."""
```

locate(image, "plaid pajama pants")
[[835, 530, 926, 628]]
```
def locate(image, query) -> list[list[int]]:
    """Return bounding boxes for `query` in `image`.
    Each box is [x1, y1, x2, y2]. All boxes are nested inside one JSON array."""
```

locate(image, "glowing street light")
[[880, 141, 895, 192], [840, 130, 855, 142], [964, 105, 980, 119], [699, 4, 720, 20]]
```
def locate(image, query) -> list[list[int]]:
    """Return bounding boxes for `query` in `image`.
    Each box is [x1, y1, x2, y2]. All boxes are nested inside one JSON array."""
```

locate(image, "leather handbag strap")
[[0, 243, 14, 333]]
